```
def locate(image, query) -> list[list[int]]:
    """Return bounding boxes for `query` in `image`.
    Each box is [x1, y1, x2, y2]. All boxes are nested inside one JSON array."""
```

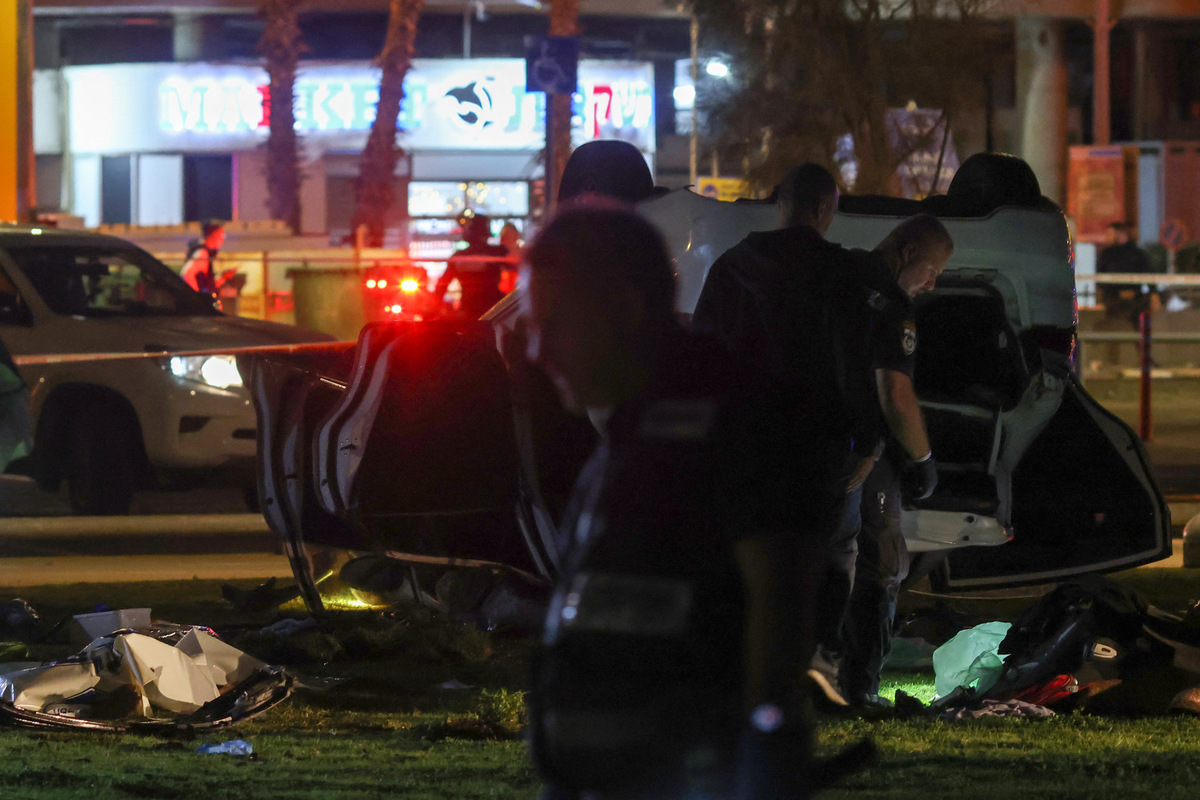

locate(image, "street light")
[[705, 60, 729, 78]]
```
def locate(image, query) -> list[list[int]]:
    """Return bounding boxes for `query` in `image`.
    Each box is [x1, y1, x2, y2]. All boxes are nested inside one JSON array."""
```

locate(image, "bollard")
[[1139, 311, 1153, 441]]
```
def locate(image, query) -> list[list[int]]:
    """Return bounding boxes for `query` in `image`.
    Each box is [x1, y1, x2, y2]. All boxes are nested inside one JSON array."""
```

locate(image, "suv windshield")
[[4, 244, 219, 318]]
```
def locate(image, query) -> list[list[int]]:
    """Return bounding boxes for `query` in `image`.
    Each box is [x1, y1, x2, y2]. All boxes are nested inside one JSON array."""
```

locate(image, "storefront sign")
[[696, 177, 751, 202], [59, 59, 654, 156], [1067, 145, 1139, 243]]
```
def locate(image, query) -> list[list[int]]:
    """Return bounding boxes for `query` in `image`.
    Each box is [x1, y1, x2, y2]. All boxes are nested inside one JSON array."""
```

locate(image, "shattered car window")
[[4, 245, 219, 318]]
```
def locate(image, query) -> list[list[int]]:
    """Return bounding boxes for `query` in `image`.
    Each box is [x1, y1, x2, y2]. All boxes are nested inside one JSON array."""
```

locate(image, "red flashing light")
[[400, 279, 419, 293]]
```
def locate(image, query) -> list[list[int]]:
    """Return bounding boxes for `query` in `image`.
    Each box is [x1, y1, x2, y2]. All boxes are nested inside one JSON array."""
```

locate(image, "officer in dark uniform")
[[839, 214, 952, 708], [435, 213, 512, 318], [518, 203, 841, 799]]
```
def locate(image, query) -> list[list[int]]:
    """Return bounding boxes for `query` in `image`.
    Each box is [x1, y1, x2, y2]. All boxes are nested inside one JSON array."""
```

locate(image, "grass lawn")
[[0, 570, 1198, 799]]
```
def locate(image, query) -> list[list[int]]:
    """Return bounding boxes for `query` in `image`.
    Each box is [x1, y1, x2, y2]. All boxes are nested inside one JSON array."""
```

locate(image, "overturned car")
[[242, 156, 1169, 616]]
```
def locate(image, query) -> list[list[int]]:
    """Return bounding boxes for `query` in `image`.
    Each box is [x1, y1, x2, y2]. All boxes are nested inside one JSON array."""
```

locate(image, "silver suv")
[[0, 226, 332, 514]]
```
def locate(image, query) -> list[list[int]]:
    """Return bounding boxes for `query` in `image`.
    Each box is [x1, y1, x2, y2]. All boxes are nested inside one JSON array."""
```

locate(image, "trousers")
[[815, 451, 910, 698]]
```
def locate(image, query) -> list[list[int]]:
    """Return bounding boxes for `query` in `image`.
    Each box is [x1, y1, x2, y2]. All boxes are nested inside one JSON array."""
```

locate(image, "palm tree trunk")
[[547, 0, 580, 210], [351, 0, 425, 247], [258, 0, 305, 234]]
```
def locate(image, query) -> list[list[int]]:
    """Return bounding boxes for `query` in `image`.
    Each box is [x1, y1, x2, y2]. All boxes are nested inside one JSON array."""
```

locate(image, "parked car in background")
[[0, 226, 334, 514]]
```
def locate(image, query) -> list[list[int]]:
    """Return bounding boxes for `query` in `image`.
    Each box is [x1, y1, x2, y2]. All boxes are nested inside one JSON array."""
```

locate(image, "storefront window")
[[465, 182, 529, 217], [408, 182, 469, 218]]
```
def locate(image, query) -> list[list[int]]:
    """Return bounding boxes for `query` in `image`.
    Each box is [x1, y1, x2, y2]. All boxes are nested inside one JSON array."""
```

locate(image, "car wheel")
[[66, 409, 136, 515]]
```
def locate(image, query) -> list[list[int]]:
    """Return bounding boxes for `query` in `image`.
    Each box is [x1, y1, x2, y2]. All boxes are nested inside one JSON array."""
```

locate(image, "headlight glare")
[[169, 355, 243, 389]]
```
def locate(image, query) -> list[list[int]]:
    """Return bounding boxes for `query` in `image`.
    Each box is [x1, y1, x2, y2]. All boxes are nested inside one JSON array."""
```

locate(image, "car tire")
[[65, 408, 136, 516]]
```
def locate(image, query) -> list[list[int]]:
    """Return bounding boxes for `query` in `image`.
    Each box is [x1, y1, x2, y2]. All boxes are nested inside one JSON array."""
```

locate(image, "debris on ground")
[[932, 621, 1011, 698], [197, 739, 254, 756], [0, 620, 293, 732], [938, 698, 1055, 721], [70, 608, 151, 645], [928, 576, 1200, 717]]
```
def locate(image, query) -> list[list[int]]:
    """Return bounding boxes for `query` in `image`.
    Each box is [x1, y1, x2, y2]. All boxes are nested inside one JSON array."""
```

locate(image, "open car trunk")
[[910, 279, 1170, 589]]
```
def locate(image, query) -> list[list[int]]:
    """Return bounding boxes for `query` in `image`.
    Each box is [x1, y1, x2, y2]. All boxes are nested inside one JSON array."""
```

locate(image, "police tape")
[[12, 340, 358, 368], [1086, 273, 1200, 285]]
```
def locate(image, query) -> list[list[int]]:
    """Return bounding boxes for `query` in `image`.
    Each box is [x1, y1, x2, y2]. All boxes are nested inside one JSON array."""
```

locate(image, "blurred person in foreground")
[[519, 202, 842, 799], [435, 213, 511, 318]]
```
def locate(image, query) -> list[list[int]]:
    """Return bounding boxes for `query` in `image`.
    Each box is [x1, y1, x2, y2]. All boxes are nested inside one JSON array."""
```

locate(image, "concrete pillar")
[[173, 13, 205, 62], [1017, 16, 1068, 206]]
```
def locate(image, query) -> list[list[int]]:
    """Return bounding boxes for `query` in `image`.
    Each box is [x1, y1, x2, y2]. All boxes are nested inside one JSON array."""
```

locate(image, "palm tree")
[[547, 0, 580, 210], [258, 0, 306, 234], [350, 0, 425, 247]]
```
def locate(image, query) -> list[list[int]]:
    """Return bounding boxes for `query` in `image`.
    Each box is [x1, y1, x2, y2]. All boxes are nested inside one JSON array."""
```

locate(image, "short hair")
[[202, 219, 225, 237], [777, 163, 838, 223], [525, 202, 675, 319], [877, 214, 954, 260], [558, 140, 656, 204]]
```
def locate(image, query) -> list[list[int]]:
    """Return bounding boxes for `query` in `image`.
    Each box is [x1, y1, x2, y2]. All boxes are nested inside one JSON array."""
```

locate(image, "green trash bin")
[[288, 267, 367, 341]]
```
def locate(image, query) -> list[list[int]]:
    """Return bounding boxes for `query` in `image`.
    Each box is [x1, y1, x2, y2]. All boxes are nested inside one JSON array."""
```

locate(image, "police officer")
[[839, 214, 952, 708], [692, 164, 884, 706], [519, 202, 840, 799], [435, 213, 512, 318]]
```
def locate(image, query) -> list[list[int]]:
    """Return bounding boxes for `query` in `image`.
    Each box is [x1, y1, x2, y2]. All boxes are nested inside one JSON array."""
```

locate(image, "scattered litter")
[[258, 618, 320, 637], [437, 679, 474, 690], [939, 698, 1055, 721], [70, 608, 151, 646], [933, 621, 1011, 698], [197, 739, 254, 756], [0, 622, 293, 732]]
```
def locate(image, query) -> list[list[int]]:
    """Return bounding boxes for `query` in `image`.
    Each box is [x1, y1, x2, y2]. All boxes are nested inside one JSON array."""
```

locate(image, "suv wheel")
[[66, 408, 136, 515]]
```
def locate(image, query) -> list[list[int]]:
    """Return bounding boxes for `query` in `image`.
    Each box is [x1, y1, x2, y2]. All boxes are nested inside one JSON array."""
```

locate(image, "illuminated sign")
[[155, 61, 654, 151], [59, 60, 653, 155]]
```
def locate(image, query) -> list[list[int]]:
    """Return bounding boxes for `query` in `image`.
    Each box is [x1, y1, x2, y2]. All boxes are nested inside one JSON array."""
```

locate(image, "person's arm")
[[876, 367, 929, 460]]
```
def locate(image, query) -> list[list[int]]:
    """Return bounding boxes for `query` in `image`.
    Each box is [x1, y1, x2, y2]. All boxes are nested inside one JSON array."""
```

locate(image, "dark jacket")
[[692, 225, 883, 457]]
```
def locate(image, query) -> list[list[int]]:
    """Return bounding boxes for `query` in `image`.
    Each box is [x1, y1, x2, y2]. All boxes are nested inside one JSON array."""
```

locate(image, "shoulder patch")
[[636, 398, 719, 441], [902, 321, 918, 356]]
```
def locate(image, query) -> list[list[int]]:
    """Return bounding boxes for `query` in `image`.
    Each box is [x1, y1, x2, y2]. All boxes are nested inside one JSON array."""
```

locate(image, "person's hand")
[[901, 453, 938, 501]]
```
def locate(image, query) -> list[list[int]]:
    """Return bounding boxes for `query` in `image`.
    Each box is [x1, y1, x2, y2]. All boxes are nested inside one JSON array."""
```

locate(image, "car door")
[[935, 366, 1170, 590]]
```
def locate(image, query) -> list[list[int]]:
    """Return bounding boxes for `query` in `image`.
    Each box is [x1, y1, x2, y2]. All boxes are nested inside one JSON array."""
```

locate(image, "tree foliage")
[[690, 0, 1004, 196], [351, 0, 426, 248], [258, 0, 306, 234]]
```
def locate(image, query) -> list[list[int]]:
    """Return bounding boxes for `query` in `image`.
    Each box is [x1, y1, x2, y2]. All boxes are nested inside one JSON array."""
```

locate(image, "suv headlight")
[[169, 355, 243, 389]]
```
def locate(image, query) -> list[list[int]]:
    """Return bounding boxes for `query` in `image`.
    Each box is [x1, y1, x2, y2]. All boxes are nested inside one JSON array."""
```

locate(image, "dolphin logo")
[[444, 81, 494, 128]]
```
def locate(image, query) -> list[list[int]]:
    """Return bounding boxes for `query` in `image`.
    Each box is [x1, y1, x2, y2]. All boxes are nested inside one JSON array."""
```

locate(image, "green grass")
[[1, 572, 1199, 799]]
